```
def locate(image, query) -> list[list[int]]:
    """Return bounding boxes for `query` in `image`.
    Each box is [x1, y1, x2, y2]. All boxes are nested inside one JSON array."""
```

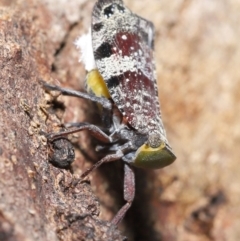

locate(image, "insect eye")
[[148, 132, 161, 148]]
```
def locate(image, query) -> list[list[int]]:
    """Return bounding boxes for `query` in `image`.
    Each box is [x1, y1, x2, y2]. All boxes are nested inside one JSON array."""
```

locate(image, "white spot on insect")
[[97, 54, 138, 80], [121, 34, 127, 40], [113, 47, 117, 51], [126, 78, 129, 82], [126, 102, 130, 107], [75, 29, 96, 71], [134, 52, 138, 56], [130, 46, 134, 50]]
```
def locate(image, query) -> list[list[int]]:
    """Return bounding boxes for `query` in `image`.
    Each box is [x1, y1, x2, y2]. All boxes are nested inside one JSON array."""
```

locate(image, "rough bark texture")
[[0, 0, 239, 241]]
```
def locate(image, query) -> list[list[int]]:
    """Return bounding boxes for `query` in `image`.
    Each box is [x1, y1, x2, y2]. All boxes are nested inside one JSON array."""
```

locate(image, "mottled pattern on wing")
[[92, 0, 167, 142], [108, 31, 160, 133]]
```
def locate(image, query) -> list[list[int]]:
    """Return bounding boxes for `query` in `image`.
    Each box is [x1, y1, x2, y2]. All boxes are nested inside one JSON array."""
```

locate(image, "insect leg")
[[47, 122, 112, 143], [111, 164, 135, 226], [41, 80, 112, 110], [81, 151, 124, 179]]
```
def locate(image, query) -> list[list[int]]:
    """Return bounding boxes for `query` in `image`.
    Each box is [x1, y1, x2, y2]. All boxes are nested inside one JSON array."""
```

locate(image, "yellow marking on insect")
[[134, 142, 176, 169], [86, 69, 110, 98]]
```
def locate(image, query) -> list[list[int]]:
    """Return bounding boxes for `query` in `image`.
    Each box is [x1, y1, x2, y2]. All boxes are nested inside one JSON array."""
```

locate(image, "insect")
[[43, 0, 176, 225]]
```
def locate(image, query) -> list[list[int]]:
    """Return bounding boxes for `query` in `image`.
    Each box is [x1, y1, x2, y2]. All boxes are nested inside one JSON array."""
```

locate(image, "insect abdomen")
[[86, 69, 110, 98]]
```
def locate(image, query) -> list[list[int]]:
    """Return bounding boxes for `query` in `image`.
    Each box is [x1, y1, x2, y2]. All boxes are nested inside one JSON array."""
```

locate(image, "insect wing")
[[92, 0, 166, 139]]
